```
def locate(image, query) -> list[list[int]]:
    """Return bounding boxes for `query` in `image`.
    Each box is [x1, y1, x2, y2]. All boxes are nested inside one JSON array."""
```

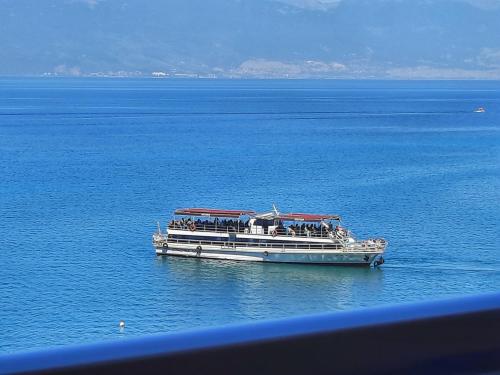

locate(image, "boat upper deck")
[[168, 207, 346, 239]]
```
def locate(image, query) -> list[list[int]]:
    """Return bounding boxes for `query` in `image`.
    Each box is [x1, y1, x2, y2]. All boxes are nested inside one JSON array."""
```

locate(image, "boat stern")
[[348, 237, 387, 266], [371, 238, 387, 267]]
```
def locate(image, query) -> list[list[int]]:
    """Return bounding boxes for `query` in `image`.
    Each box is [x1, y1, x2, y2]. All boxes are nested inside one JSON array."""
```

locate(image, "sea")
[[0, 78, 499, 354]]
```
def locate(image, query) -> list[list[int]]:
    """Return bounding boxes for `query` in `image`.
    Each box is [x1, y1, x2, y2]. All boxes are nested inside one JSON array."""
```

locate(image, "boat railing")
[[168, 223, 247, 233], [162, 237, 382, 252], [167, 223, 342, 239]]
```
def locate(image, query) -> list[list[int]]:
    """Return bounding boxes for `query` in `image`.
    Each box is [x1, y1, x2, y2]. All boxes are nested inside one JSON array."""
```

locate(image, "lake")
[[0, 78, 499, 353]]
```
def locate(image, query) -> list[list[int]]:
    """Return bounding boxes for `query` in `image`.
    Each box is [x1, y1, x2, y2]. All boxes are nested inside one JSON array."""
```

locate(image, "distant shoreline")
[[1, 75, 500, 82]]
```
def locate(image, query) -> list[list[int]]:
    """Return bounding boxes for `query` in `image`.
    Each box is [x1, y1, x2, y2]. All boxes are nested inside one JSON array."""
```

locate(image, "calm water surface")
[[1, 78, 499, 353]]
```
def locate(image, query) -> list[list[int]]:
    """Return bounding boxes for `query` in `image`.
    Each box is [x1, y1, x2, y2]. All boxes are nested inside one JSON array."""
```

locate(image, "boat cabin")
[[247, 218, 281, 235]]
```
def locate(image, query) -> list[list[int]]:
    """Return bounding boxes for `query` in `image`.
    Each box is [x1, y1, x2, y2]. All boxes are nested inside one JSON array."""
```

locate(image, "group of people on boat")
[[169, 218, 248, 232], [168, 217, 347, 239], [286, 223, 327, 237], [284, 223, 347, 238]]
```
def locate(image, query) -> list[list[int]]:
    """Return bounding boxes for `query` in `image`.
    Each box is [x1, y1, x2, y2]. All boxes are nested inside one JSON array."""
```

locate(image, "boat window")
[[255, 219, 271, 227]]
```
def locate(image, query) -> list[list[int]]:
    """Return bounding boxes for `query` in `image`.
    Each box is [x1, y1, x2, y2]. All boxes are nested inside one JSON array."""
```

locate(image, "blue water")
[[1, 78, 499, 354]]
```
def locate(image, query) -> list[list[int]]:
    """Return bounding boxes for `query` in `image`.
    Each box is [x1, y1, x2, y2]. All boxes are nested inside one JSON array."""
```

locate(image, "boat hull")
[[155, 243, 382, 266]]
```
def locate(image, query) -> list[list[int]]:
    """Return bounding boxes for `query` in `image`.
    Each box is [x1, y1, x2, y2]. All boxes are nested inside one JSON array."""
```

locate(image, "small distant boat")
[[153, 206, 387, 266], [474, 107, 486, 113]]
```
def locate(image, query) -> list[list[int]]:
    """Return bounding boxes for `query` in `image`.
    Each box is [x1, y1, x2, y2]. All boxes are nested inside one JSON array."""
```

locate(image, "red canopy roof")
[[278, 213, 341, 222], [174, 208, 340, 221], [174, 208, 256, 218]]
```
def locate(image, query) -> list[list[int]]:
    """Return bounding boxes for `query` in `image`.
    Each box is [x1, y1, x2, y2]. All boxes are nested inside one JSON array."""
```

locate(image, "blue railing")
[[1, 293, 500, 374]]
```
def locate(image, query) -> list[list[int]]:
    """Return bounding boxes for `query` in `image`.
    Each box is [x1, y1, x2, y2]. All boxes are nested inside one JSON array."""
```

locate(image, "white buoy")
[[119, 320, 125, 329]]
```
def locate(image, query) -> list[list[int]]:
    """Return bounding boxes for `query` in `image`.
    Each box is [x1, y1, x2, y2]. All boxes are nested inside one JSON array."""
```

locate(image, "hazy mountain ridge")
[[1, 0, 500, 78]]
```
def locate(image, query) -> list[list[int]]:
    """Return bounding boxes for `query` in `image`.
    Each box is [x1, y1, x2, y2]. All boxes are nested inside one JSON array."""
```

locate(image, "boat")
[[153, 206, 386, 266], [474, 107, 486, 113]]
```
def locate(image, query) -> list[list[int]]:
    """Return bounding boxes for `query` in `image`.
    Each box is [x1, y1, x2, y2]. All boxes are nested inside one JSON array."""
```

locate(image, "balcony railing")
[[2, 293, 499, 374]]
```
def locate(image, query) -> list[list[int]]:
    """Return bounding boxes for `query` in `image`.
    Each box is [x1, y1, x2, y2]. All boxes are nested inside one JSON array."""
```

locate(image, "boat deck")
[[168, 222, 338, 239]]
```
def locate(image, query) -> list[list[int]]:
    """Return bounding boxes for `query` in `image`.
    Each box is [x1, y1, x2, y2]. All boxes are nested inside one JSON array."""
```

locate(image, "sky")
[[0, 0, 500, 78]]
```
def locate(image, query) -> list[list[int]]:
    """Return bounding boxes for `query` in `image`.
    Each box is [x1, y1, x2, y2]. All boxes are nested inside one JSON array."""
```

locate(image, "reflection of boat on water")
[[155, 255, 385, 314], [153, 206, 387, 266], [474, 107, 486, 113]]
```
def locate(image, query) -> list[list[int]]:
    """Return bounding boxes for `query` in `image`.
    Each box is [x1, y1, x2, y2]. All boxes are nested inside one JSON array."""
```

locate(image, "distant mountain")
[[1, 0, 500, 78]]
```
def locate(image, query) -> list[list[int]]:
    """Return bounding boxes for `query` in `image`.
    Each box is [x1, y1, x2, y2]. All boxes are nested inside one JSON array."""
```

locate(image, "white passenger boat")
[[153, 207, 387, 266], [474, 107, 486, 113]]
